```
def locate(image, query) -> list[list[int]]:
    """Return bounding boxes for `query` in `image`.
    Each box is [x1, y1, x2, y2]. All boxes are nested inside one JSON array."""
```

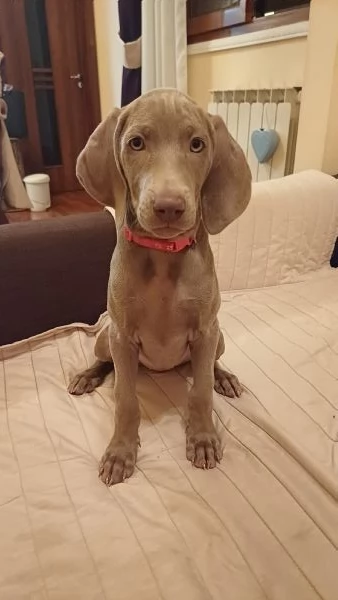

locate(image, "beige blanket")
[[1, 171, 338, 599], [1, 269, 337, 600]]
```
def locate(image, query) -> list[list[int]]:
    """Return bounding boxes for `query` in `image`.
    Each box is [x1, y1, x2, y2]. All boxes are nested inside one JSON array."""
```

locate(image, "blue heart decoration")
[[251, 128, 280, 163]]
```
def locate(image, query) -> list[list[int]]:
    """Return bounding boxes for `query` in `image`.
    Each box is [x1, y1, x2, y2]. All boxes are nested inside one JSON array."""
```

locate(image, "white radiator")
[[208, 88, 301, 182]]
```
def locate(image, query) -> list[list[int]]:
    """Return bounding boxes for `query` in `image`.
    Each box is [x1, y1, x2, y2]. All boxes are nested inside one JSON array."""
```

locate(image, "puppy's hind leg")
[[68, 325, 114, 395]]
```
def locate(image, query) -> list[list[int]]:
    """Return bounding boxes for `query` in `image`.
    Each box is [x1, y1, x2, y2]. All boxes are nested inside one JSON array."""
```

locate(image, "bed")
[[0, 170, 337, 599]]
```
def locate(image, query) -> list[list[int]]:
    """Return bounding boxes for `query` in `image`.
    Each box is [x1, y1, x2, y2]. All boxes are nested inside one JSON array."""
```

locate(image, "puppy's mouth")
[[127, 213, 190, 240], [150, 225, 192, 239]]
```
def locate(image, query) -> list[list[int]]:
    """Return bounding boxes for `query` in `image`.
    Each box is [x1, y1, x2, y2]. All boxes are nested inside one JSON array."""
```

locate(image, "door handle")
[[70, 73, 83, 88]]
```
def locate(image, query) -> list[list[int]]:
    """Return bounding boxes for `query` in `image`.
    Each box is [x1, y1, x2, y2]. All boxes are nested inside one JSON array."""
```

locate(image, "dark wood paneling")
[[1, 0, 101, 194], [45, 0, 80, 191], [45, 0, 101, 192]]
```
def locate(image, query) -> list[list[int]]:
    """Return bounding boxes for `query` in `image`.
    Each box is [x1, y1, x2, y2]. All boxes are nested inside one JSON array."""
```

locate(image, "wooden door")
[[45, 0, 101, 191], [0, 0, 101, 193]]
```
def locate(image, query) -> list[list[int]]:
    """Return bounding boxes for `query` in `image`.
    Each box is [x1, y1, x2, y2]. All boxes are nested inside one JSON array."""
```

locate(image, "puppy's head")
[[77, 89, 251, 236]]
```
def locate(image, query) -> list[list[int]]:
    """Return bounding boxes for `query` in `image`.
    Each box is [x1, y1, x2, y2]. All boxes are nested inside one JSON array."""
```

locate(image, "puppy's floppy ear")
[[202, 114, 251, 235], [76, 108, 125, 212]]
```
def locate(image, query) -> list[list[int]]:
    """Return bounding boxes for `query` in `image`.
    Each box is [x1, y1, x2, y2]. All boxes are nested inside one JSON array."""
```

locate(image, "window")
[[187, 0, 310, 43], [254, 1, 310, 17], [188, 1, 242, 17], [187, 0, 252, 38]]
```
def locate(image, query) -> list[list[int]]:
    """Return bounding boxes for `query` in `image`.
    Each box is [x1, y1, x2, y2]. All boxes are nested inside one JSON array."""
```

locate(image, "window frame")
[[187, 0, 253, 40], [187, 1, 310, 45]]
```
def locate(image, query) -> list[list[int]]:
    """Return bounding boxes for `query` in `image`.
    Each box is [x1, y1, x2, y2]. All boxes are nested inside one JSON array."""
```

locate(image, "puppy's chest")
[[116, 252, 214, 332], [134, 274, 196, 331], [110, 253, 215, 370], [131, 258, 202, 333], [132, 275, 198, 370]]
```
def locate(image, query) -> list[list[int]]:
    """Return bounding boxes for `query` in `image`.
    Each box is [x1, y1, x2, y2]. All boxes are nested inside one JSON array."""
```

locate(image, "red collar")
[[123, 226, 195, 253]]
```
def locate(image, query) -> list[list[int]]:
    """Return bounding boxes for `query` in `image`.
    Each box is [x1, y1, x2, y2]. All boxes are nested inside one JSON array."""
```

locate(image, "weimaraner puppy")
[[68, 88, 251, 486]]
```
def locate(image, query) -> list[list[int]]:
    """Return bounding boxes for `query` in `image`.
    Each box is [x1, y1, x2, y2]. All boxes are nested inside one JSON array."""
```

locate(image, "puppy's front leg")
[[99, 325, 140, 486], [187, 323, 222, 469]]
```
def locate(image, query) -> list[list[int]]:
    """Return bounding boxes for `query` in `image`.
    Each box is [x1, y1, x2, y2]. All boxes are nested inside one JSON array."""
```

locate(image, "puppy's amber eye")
[[190, 137, 205, 153], [129, 136, 145, 151]]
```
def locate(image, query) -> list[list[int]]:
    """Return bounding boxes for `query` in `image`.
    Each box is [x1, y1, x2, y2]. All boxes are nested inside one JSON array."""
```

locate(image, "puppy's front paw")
[[186, 430, 223, 469], [99, 441, 138, 486]]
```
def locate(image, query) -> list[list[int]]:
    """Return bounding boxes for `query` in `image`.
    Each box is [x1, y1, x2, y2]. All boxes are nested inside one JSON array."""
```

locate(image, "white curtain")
[[142, 0, 187, 94]]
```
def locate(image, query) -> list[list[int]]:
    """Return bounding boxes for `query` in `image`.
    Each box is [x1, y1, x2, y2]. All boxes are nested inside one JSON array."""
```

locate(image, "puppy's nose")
[[153, 196, 185, 223]]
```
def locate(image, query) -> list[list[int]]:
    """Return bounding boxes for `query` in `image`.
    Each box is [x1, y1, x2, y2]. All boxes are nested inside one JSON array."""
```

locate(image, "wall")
[[93, 0, 122, 117], [294, 0, 338, 175], [323, 42, 338, 175], [187, 1, 338, 176], [188, 37, 308, 109], [93, 5, 308, 117], [93, 5, 308, 120], [93, 2, 337, 175]]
